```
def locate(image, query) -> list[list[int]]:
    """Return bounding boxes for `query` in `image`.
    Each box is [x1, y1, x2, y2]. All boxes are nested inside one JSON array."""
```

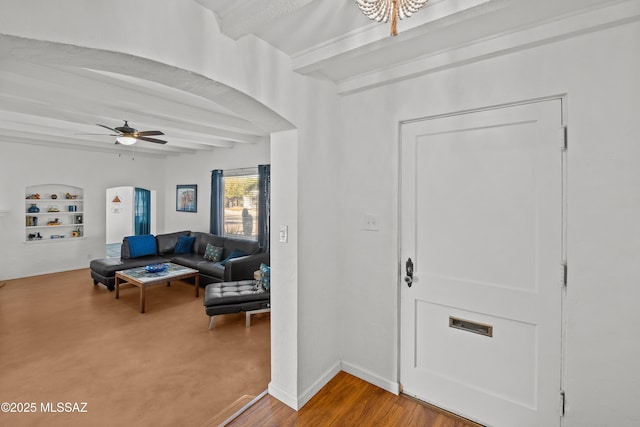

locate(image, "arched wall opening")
[[1, 0, 341, 411]]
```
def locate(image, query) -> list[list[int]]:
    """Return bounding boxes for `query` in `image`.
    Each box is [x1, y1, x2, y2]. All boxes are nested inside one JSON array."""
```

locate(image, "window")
[[222, 169, 258, 239], [211, 165, 270, 250]]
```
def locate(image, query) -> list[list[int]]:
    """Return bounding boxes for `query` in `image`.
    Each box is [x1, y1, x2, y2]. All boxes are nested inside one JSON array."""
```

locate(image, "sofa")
[[90, 230, 270, 291]]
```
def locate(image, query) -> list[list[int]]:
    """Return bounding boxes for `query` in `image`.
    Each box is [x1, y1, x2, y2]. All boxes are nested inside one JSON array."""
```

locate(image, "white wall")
[[293, 78, 342, 405], [0, 141, 271, 281], [162, 140, 270, 234], [338, 20, 640, 427], [0, 142, 166, 279], [269, 129, 299, 407]]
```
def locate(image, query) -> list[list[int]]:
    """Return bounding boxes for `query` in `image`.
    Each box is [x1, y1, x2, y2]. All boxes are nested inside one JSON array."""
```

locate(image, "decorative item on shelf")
[[65, 193, 79, 199], [26, 216, 38, 227], [26, 193, 40, 199], [27, 204, 40, 213], [27, 232, 42, 240], [68, 205, 77, 212], [48, 206, 60, 212], [50, 194, 57, 199], [74, 215, 83, 224], [112, 195, 121, 203], [72, 227, 82, 238], [47, 218, 61, 226]]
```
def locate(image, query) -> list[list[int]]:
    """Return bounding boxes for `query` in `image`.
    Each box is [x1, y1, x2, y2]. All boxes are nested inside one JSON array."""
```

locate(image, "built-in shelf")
[[25, 184, 84, 242], [24, 237, 86, 244]]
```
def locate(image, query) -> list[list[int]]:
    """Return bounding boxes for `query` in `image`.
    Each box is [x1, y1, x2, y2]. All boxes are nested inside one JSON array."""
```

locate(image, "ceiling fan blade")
[[136, 136, 167, 144], [97, 124, 120, 133], [137, 130, 164, 136], [76, 133, 118, 136]]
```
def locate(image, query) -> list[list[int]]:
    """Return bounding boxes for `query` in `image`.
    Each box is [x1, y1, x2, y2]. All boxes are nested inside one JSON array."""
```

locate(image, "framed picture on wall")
[[176, 185, 197, 212]]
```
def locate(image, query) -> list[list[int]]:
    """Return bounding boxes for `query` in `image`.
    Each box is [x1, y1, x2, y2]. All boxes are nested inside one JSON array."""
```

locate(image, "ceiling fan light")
[[117, 136, 136, 145]]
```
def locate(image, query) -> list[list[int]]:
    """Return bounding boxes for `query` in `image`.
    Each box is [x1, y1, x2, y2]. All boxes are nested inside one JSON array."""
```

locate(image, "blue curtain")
[[210, 170, 224, 235], [134, 188, 151, 235], [258, 164, 270, 252]]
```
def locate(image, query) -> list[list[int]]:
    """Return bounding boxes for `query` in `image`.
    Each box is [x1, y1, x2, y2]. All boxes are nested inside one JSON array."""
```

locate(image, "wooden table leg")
[[195, 274, 200, 298], [115, 276, 120, 299], [140, 284, 146, 313]]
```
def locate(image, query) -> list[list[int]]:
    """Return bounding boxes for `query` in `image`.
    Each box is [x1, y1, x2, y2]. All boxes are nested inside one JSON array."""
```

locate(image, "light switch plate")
[[364, 213, 380, 231], [279, 225, 288, 243]]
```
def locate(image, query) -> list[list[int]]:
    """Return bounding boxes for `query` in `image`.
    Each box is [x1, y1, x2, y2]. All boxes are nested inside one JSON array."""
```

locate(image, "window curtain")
[[258, 164, 271, 252], [210, 169, 224, 235], [134, 188, 151, 235]]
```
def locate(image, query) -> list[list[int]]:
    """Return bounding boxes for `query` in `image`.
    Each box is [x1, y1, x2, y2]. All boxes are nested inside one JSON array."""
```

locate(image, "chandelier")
[[356, 0, 429, 36]]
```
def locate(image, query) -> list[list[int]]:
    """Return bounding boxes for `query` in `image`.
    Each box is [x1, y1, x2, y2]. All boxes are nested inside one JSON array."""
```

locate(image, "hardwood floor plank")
[[227, 371, 483, 427]]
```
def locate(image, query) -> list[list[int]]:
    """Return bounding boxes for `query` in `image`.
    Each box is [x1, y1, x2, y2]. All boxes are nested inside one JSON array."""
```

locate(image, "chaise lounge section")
[[90, 230, 269, 291]]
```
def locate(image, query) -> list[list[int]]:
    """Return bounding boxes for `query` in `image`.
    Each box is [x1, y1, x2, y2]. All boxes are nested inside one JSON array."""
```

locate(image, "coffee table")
[[115, 263, 200, 313]]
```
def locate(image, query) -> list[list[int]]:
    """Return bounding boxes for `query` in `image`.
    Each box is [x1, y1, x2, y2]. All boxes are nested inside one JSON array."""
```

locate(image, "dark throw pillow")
[[218, 248, 248, 266], [203, 243, 224, 262], [126, 235, 157, 258], [174, 235, 195, 254]]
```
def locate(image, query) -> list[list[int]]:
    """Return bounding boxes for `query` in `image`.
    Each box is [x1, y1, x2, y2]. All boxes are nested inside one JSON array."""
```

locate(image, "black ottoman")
[[203, 280, 270, 329]]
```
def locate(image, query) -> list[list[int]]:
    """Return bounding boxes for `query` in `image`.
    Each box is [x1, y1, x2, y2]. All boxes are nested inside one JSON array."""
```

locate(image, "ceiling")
[[0, 0, 633, 157]]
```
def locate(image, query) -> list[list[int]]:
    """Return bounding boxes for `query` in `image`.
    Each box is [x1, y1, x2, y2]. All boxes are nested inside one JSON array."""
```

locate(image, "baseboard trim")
[[268, 381, 299, 410], [269, 361, 400, 411], [297, 361, 342, 409], [341, 361, 400, 395]]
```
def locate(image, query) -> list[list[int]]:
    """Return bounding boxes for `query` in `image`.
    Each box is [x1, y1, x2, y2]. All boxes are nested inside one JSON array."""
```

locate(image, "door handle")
[[404, 258, 413, 287]]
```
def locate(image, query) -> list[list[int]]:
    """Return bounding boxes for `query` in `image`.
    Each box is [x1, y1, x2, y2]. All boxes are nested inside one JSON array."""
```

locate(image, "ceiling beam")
[[292, 0, 494, 77], [216, 0, 316, 40], [0, 131, 177, 158], [62, 66, 265, 136], [0, 61, 264, 143]]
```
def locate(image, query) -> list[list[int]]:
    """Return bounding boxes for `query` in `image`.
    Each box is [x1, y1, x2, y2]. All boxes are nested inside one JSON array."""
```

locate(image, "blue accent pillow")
[[218, 249, 248, 266], [259, 263, 271, 291], [174, 235, 195, 254], [127, 235, 157, 258]]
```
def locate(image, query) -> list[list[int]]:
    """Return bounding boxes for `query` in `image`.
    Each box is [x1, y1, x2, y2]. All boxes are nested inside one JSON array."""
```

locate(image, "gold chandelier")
[[356, 0, 429, 36]]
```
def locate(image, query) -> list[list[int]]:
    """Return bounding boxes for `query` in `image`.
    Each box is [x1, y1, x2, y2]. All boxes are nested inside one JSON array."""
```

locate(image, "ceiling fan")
[[95, 120, 167, 145]]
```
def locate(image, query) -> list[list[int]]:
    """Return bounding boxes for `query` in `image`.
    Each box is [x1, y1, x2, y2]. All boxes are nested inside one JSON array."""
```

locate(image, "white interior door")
[[399, 100, 564, 427]]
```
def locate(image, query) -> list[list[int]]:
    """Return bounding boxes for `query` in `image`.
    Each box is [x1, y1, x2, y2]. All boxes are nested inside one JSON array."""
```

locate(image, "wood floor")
[[0, 269, 271, 427], [3, 270, 482, 427], [227, 371, 483, 427]]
